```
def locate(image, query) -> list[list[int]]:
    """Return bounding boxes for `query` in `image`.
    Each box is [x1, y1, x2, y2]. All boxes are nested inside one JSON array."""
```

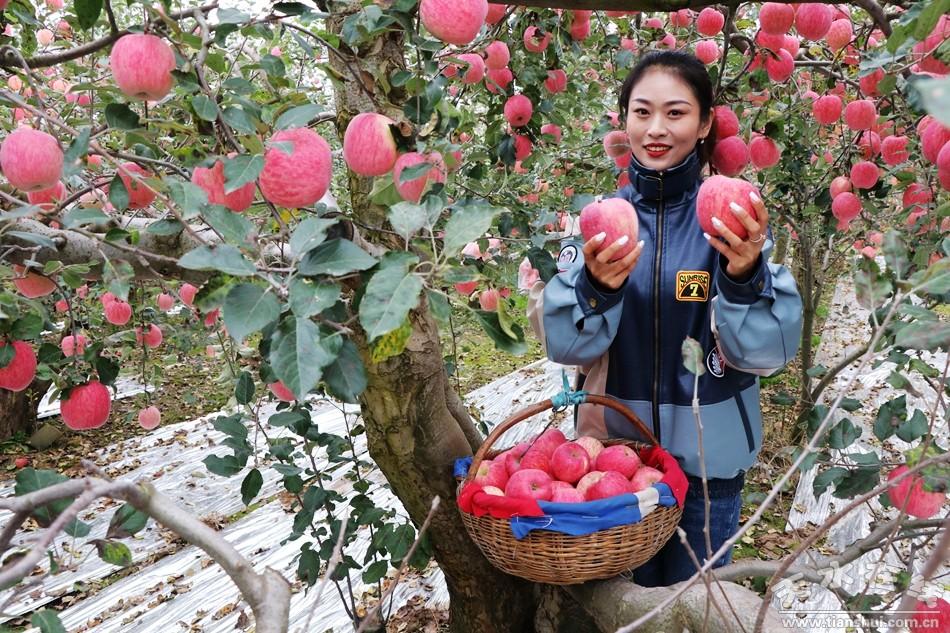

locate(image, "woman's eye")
[[669, 110, 683, 117], [635, 109, 649, 116]]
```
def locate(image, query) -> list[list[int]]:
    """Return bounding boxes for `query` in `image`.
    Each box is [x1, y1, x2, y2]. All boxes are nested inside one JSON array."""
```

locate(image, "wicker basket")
[[458, 394, 683, 585]]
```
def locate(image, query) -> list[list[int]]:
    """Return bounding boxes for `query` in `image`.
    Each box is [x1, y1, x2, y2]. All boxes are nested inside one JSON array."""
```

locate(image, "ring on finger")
[[749, 233, 766, 243]]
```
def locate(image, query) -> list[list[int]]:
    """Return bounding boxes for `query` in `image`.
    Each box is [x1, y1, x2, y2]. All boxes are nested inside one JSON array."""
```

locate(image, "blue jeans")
[[632, 472, 744, 586]]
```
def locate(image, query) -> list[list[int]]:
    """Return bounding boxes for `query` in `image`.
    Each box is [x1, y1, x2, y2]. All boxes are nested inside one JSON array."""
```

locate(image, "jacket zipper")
[[652, 176, 664, 443]]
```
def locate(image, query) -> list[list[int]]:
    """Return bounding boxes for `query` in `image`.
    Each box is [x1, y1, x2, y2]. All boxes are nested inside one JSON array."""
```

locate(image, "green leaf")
[[526, 247, 558, 283], [204, 454, 246, 477], [426, 289, 450, 324], [179, 245, 256, 276], [260, 54, 286, 78], [241, 468, 263, 505], [74, 0, 103, 30], [269, 317, 337, 399], [222, 284, 280, 343], [275, 104, 326, 130], [167, 180, 208, 219], [222, 107, 257, 134], [388, 201, 430, 241], [362, 560, 389, 584], [473, 310, 527, 355], [61, 207, 110, 229], [30, 610, 66, 633], [11, 313, 44, 340], [106, 504, 149, 539], [290, 217, 337, 257], [896, 409, 929, 443], [828, 418, 861, 450], [298, 239, 377, 277], [201, 205, 256, 245], [370, 319, 412, 362], [813, 466, 847, 497], [833, 464, 881, 499], [873, 395, 907, 441], [14, 468, 71, 527], [192, 95, 219, 121], [916, 77, 950, 126], [854, 267, 892, 309], [681, 337, 705, 376], [213, 415, 249, 440], [324, 339, 367, 403], [93, 539, 132, 567], [108, 174, 130, 212], [443, 202, 499, 256], [289, 278, 340, 318], [895, 321, 950, 351], [105, 103, 141, 130], [7, 231, 56, 250], [63, 127, 91, 175], [235, 370, 255, 405], [359, 254, 423, 341], [882, 230, 909, 280], [217, 7, 250, 23], [223, 154, 264, 194]]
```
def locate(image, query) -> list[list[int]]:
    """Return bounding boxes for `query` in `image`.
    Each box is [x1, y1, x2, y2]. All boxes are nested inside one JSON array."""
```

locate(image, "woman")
[[526, 50, 803, 586]]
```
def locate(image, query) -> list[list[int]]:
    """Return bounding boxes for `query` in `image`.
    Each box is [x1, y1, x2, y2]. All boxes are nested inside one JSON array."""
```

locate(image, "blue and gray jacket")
[[526, 150, 803, 479]]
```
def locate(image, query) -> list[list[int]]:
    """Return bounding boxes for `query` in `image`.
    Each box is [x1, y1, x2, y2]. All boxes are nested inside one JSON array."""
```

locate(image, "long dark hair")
[[618, 50, 718, 168]]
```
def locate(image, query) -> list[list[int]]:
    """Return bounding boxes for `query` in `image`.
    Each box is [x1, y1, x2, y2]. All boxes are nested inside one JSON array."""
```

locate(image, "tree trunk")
[[0, 379, 49, 440], [326, 9, 538, 632]]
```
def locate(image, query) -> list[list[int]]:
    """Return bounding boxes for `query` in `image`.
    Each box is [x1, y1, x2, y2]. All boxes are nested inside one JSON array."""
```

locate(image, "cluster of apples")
[[470, 429, 663, 503]]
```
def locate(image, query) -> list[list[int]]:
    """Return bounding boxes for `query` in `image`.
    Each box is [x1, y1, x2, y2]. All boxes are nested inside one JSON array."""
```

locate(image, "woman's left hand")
[[704, 190, 769, 281]]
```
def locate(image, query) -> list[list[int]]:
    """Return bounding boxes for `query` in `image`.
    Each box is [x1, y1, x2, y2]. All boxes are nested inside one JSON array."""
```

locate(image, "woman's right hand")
[[583, 233, 645, 290]]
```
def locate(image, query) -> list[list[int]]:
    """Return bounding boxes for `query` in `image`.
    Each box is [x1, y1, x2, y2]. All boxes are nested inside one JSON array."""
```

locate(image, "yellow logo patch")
[[676, 270, 709, 302]]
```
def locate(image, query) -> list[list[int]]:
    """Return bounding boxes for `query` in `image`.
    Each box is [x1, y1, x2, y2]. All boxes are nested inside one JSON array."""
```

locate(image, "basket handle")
[[462, 393, 658, 485]]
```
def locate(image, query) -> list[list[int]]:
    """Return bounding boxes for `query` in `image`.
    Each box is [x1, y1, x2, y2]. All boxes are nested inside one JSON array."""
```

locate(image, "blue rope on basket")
[[550, 369, 587, 411]]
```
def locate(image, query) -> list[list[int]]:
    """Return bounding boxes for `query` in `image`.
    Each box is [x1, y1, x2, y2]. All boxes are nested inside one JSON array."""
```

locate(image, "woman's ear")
[[699, 109, 714, 139]]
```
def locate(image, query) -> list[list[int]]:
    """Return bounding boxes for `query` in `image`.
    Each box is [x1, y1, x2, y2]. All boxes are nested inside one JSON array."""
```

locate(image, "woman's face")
[[625, 68, 713, 172]]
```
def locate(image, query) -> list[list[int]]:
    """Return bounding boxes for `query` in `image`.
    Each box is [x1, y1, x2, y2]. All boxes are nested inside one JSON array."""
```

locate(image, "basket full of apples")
[[456, 393, 687, 585]]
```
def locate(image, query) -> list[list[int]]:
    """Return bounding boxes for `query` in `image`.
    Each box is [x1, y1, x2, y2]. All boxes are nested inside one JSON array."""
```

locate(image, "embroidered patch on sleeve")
[[557, 244, 579, 271], [675, 270, 709, 302]]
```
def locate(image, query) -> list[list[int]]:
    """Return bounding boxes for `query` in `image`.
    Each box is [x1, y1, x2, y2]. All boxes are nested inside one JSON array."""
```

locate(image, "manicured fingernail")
[[617, 235, 629, 246], [749, 191, 762, 204], [729, 202, 745, 215], [703, 232, 712, 241], [594, 232, 606, 242], [712, 217, 724, 227]]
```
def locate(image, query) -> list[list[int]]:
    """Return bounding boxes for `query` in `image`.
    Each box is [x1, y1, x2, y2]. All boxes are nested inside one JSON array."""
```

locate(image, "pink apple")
[[630, 465, 664, 492], [575, 436, 605, 462], [579, 198, 640, 259], [505, 469, 554, 501], [518, 449, 552, 475], [576, 471, 605, 498], [887, 465, 946, 519], [531, 428, 568, 458], [550, 442, 591, 484], [595, 445, 642, 479], [551, 486, 586, 503], [503, 442, 531, 475], [472, 458, 509, 489], [586, 470, 634, 500]]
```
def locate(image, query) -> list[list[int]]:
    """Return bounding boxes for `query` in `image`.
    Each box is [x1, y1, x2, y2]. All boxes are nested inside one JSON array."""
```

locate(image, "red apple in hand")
[[551, 442, 591, 484], [586, 471, 634, 500], [595, 445, 642, 479], [910, 597, 949, 633], [696, 175, 762, 240], [631, 465, 664, 492], [579, 198, 640, 259], [505, 469, 554, 501], [886, 465, 946, 518]]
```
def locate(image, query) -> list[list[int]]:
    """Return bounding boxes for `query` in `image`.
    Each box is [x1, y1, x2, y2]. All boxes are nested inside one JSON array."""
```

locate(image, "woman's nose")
[[647, 116, 667, 137]]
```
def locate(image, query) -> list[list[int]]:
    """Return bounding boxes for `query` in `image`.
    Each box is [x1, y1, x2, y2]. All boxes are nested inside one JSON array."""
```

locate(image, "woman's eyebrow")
[[631, 97, 693, 106]]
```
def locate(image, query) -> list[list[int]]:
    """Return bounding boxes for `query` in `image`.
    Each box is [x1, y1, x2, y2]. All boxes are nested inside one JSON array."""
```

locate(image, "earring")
[[698, 137, 706, 145]]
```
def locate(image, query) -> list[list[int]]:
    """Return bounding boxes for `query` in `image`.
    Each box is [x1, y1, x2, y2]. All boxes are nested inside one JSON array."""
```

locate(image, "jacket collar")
[[626, 149, 701, 203]]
